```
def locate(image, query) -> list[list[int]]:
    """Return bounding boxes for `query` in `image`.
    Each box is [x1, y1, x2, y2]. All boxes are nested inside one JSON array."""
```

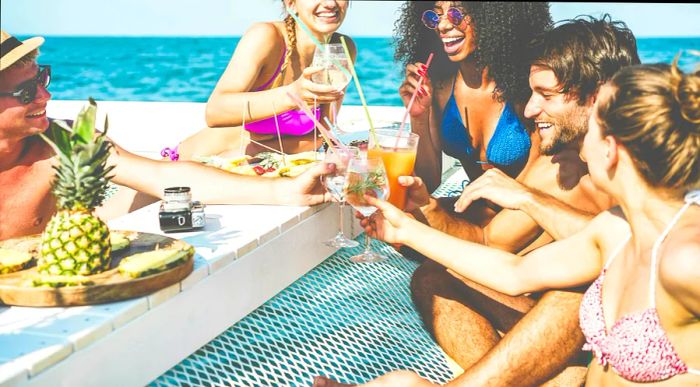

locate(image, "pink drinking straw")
[[395, 53, 434, 147], [313, 97, 317, 157], [286, 92, 348, 154]]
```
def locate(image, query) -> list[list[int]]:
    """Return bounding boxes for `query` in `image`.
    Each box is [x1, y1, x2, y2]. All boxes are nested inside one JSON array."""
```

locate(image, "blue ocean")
[[25, 36, 700, 106]]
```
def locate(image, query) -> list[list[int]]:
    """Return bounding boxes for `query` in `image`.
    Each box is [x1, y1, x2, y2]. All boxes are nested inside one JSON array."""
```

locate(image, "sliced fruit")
[[31, 274, 94, 287], [278, 162, 315, 177], [118, 247, 193, 278], [111, 233, 130, 251], [252, 165, 267, 175], [0, 248, 34, 274]]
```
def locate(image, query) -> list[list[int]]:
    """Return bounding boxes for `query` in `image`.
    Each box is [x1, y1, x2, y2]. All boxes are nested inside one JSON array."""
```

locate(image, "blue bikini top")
[[440, 84, 531, 170]]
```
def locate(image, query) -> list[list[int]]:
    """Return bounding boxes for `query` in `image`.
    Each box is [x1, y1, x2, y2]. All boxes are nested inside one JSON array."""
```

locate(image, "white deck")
[[1, 101, 461, 386]]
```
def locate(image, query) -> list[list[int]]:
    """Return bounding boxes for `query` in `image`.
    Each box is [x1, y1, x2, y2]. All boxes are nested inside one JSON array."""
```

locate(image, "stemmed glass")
[[321, 146, 360, 248], [344, 155, 390, 263], [311, 43, 351, 91]]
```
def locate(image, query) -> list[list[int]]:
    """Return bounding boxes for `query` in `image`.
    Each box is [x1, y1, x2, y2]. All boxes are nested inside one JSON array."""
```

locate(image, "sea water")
[[25, 36, 700, 106]]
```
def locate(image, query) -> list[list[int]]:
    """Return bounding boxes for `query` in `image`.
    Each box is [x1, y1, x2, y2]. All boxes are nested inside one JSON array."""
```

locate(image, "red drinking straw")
[[395, 53, 434, 147]]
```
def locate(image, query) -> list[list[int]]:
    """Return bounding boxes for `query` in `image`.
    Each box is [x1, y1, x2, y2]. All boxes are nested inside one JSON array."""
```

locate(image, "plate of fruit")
[[0, 99, 193, 307], [0, 231, 194, 306], [196, 151, 321, 178]]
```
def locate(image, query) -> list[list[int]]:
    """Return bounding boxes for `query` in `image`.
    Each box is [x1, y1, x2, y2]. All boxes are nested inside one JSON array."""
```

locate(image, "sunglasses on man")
[[421, 8, 469, 30], [0, 65, 51, 104]]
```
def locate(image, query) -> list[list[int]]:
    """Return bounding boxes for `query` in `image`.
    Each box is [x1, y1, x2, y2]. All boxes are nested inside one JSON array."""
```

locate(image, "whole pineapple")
[[37, 98, 115, 277]]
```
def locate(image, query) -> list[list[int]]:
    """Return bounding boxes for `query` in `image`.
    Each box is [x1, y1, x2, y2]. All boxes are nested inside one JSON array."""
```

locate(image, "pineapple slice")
[[31, 274, 94, 287], [118, 247, 192, 278], [111, 233, 130, 252], [0, 248, 34, 274]]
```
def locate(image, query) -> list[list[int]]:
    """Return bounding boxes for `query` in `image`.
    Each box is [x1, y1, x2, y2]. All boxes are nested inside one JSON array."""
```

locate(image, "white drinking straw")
[[240, 101, 248, 155], [271, 101, 287, 166], [339, 36, 375, 143]]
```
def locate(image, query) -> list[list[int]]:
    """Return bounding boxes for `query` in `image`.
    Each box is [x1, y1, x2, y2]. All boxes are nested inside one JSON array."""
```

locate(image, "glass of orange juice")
[[367, 129, 419, 210]]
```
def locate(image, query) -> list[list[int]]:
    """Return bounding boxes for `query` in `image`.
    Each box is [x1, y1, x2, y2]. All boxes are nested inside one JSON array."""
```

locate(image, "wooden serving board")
[[0, 231, 193, 307]]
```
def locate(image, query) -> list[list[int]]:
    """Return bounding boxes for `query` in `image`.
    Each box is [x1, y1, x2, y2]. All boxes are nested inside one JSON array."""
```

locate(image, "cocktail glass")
[[367, 129, 419, 210]]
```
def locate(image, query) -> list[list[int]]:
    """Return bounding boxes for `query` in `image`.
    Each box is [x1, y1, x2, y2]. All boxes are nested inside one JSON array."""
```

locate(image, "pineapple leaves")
[[41, 98, 115, 211], [72, 98, 98, 144], [40, 119, 73, 156]]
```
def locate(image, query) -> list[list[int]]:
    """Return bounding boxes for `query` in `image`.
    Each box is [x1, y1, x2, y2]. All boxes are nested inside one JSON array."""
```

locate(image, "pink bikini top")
[[244, 47, 320, 137], [579, 191, 700, 383]]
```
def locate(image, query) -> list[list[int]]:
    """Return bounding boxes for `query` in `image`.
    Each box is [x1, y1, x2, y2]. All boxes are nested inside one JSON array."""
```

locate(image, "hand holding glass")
[[311, 43, 351, 90], [344, 155, 390, 263], [367, 129, 419, 210], [321, 146, 360, 248]]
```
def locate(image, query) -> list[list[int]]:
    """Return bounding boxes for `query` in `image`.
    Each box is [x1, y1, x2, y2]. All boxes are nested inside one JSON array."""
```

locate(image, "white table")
[[1, 201, 359, 387]]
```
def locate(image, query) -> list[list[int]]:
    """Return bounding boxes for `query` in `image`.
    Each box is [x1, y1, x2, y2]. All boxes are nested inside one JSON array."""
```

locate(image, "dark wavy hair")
[[393, 1, 552, 103], [530, 14, 641, 104]]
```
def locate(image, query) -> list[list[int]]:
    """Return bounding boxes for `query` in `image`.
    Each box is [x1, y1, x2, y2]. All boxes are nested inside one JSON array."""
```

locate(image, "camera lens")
[[163, 186, 192, 212]]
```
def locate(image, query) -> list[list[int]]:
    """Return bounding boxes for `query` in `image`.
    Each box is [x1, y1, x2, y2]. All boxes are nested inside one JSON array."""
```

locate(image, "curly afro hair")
[[393, 1, 552, 103]]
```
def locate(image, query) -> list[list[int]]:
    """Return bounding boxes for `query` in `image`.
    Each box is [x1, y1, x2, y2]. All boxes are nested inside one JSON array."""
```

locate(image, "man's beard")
[[540, 125, 585, 155], [540, 107, 589, 156]]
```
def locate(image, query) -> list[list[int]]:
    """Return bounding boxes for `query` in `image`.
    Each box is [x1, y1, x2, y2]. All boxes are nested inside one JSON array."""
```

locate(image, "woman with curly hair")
[[175, 0, 356, 160], [394, 1, 552, 191]]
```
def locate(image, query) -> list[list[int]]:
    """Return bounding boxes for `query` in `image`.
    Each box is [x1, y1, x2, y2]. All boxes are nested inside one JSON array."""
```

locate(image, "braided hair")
[[274, 13, 298, 88]]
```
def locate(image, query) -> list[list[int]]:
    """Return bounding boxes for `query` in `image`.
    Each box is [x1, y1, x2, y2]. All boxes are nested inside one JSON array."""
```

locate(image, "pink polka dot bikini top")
[[579, 191, 700, 383]]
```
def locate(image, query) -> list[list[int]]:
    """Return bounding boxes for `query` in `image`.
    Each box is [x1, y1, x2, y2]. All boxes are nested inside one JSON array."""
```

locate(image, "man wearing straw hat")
[[0, 30, 333, 240]]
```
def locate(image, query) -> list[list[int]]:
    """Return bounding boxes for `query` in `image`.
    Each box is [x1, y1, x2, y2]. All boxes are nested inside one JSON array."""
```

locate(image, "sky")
[[2, 1, 699, 38]]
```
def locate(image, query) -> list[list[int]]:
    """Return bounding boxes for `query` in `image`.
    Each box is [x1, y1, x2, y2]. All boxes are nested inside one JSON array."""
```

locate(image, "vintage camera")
[[158, 187, 206, 233]]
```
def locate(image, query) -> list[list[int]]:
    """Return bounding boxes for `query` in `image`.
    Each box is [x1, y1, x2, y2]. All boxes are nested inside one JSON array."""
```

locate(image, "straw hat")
[[1, 30, 44, 71]]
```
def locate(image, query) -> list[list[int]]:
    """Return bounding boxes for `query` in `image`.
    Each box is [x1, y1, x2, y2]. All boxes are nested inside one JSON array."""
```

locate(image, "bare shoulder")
[[235, 22, 284, 55], [333, 33, 355, 47], [659, 211, 700, 313], [243, 22, 282, 40], [587, 207, 628, 239], [330, 33, 356, 58]]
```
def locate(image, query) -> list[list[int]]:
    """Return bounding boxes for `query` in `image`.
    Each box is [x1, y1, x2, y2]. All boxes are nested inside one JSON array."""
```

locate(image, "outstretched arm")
[[403, 176, 547, 253], [454, 168, 598, 240], [108, 141, 330, 206], [416, 152, 611, 251], [366, 196, 603, 296]]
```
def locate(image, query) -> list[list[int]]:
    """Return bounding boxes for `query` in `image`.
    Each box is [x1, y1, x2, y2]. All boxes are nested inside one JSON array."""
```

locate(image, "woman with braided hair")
[[177, 0, 355, 159]]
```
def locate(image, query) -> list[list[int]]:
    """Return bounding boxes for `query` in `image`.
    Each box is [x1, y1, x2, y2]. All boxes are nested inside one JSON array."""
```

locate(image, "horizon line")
[[16, 34, 700, 39]]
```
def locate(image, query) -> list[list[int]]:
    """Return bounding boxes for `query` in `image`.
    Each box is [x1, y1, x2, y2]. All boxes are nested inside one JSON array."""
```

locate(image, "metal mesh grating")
[[149, 174, 467, 387]]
